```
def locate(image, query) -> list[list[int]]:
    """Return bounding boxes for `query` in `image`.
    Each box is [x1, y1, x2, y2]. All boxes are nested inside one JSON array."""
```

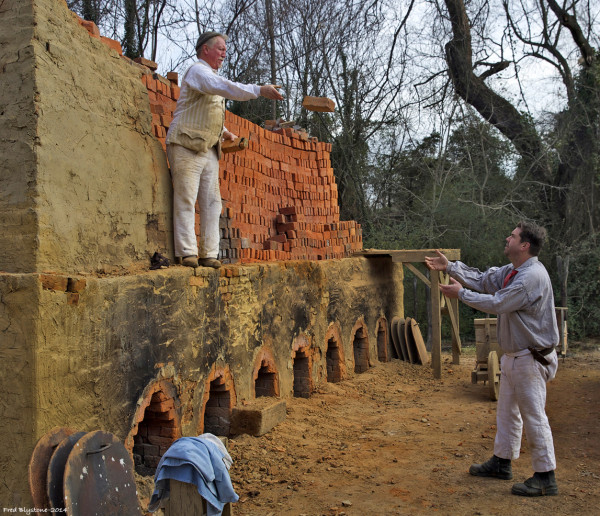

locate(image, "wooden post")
[[450, 297, 460, 364], [165, 480, 233, 515], [431, 270, 441, 378]]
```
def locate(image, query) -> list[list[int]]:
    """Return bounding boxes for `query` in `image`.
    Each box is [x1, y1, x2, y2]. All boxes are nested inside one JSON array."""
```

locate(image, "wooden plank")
[[390, 316, 404, 360], [439, 272, 450, 309], [403, 263, 430, 287], [165, 480, 207, 516], [446, 294, 461, 364], [357, 249, 461, 262], [431, 271, 442, 379], [408, 318, 429, 365], [164, 480, 234, 515], [403, 317, 415, 363]]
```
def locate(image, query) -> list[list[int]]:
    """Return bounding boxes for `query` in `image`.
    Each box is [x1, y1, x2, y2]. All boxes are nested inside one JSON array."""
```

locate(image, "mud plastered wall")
[[0, 0, 37, 272], [1, 259, 403, 505], [0, 0, 172, 275], [0, 0, 404, 507]]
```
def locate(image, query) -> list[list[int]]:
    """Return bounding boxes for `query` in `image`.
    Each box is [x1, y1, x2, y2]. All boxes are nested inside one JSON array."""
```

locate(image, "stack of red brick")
[[132, 390, 180, 469], [142, 72, 178, 146], [218, 112, 362, 262], [76, 15, 363, 264]]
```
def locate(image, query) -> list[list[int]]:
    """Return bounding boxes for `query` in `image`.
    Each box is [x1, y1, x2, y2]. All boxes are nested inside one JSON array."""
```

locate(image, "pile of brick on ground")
[[74, 16, 363, 263]]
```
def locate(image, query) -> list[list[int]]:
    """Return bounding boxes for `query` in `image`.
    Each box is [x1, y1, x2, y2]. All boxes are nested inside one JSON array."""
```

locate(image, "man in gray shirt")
[[425, 221, 559, 497]]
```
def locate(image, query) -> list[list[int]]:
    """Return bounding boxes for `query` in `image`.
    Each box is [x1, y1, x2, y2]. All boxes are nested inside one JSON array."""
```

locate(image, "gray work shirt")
[[446, 257, 559, 353]]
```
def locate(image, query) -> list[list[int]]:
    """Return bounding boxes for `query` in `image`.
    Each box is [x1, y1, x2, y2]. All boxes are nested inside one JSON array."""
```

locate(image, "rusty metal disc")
[[403, 317, 415, 363], [390, 317, 403, 360], [29, 427, 77, 509], [63, 430, 141, 516], [47, 431, 87, 509], [409, 318, 429, 366], [397, 319, 409, 362]]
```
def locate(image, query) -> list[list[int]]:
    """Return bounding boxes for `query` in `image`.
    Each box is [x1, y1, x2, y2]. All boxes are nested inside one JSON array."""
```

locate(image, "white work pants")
[[494, 349, 558, 472], [167, 143, 221, 259]]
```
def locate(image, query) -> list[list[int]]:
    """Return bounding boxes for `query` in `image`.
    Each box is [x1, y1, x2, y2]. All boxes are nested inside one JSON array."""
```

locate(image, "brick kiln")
[[0, 0, 406, 508]]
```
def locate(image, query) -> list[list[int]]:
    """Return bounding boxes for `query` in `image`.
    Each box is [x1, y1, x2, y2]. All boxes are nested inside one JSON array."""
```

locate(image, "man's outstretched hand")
[[439, 277, 463, 299], [425, 249, 448, 272], [222, 130, 237, 141], [260, 85, 284, 100]]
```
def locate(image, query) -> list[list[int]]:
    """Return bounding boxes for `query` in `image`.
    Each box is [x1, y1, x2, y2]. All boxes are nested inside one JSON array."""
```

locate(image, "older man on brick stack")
[[425, 221, 560, 497], [166, 31, 283, 269]]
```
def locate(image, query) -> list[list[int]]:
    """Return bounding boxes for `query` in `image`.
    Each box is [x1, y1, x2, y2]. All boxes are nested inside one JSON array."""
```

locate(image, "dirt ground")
[[226, 342, 600, 516]]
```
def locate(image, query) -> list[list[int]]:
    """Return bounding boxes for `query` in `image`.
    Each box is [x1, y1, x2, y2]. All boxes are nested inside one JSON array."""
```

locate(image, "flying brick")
[[302, 96, 335, 113]]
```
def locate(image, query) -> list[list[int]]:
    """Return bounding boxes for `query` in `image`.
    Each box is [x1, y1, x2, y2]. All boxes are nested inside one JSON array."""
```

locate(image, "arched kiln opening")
[[326, 336, 343, 383], [203, 376, 232, 436], [293, 348, 311, 398], [353, 325, 370, 373], [255, 361, 278, 397], [132, 388, 180, 476]]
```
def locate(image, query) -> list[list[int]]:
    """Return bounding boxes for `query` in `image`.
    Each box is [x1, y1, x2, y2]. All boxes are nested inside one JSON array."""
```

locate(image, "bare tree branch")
[[546, 0, 596, 66]]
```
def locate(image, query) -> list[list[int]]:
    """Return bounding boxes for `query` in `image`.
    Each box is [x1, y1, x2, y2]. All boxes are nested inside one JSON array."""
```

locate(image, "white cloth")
[[494, 350, 558, 472], [168, 144, 221, 258]]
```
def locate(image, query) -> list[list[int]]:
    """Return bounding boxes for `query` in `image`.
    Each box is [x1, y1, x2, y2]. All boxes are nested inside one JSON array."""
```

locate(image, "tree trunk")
[[265, 0, 277, 120], [443, 0, 552, 186]]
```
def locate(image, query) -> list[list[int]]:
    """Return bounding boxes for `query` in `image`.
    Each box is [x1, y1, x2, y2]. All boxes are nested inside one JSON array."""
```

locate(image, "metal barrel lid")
[[390, 316, 402, 359], [47, 431, 87, 509], [403, 317, 415, 363], [409, 318, 429, 366], [63, 430, 141, 516], [29, 427, 77, 509], [397, 319, 409, 362]]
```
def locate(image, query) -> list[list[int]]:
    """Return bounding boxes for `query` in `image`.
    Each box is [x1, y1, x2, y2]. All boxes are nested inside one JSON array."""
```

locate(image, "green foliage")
[[82, 0, 100, 25], [561, 240, 600, 339]]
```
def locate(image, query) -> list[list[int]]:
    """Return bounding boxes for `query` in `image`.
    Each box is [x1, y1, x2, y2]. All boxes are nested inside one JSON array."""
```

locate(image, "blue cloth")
[[148, 436, 239, 515]]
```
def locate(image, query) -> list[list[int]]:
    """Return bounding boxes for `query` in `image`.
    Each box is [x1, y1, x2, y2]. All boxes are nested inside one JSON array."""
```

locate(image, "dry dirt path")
[[228, 344, 600, 515]]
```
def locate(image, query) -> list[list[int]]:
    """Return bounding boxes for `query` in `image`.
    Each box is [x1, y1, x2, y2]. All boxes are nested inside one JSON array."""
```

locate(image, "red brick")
[[40, 274, 68, 291], [159, 427, 179, 440], [79, 19, 100, 38], [152, 391, 169, 402], [148, 399, 174, 412], [134, 56, 158, 71], [147, 435, 174, 446], [66, 293, 79, 305], [100, 36, 123, 55]]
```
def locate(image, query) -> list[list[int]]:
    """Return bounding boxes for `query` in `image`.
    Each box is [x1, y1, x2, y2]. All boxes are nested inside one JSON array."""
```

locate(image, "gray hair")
[[195, 31, 228, 56]]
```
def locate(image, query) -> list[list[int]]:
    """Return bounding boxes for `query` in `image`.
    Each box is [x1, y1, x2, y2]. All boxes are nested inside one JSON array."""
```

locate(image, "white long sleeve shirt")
[[170, 59, 260, 124], [447, 257, 559, 353], [180, 59, 260, 99], [166, 59, 261, 151]]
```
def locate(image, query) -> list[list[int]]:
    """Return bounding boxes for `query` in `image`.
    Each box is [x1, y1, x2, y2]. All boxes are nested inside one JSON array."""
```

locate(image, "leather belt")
[[527, 346, 554, 366]]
